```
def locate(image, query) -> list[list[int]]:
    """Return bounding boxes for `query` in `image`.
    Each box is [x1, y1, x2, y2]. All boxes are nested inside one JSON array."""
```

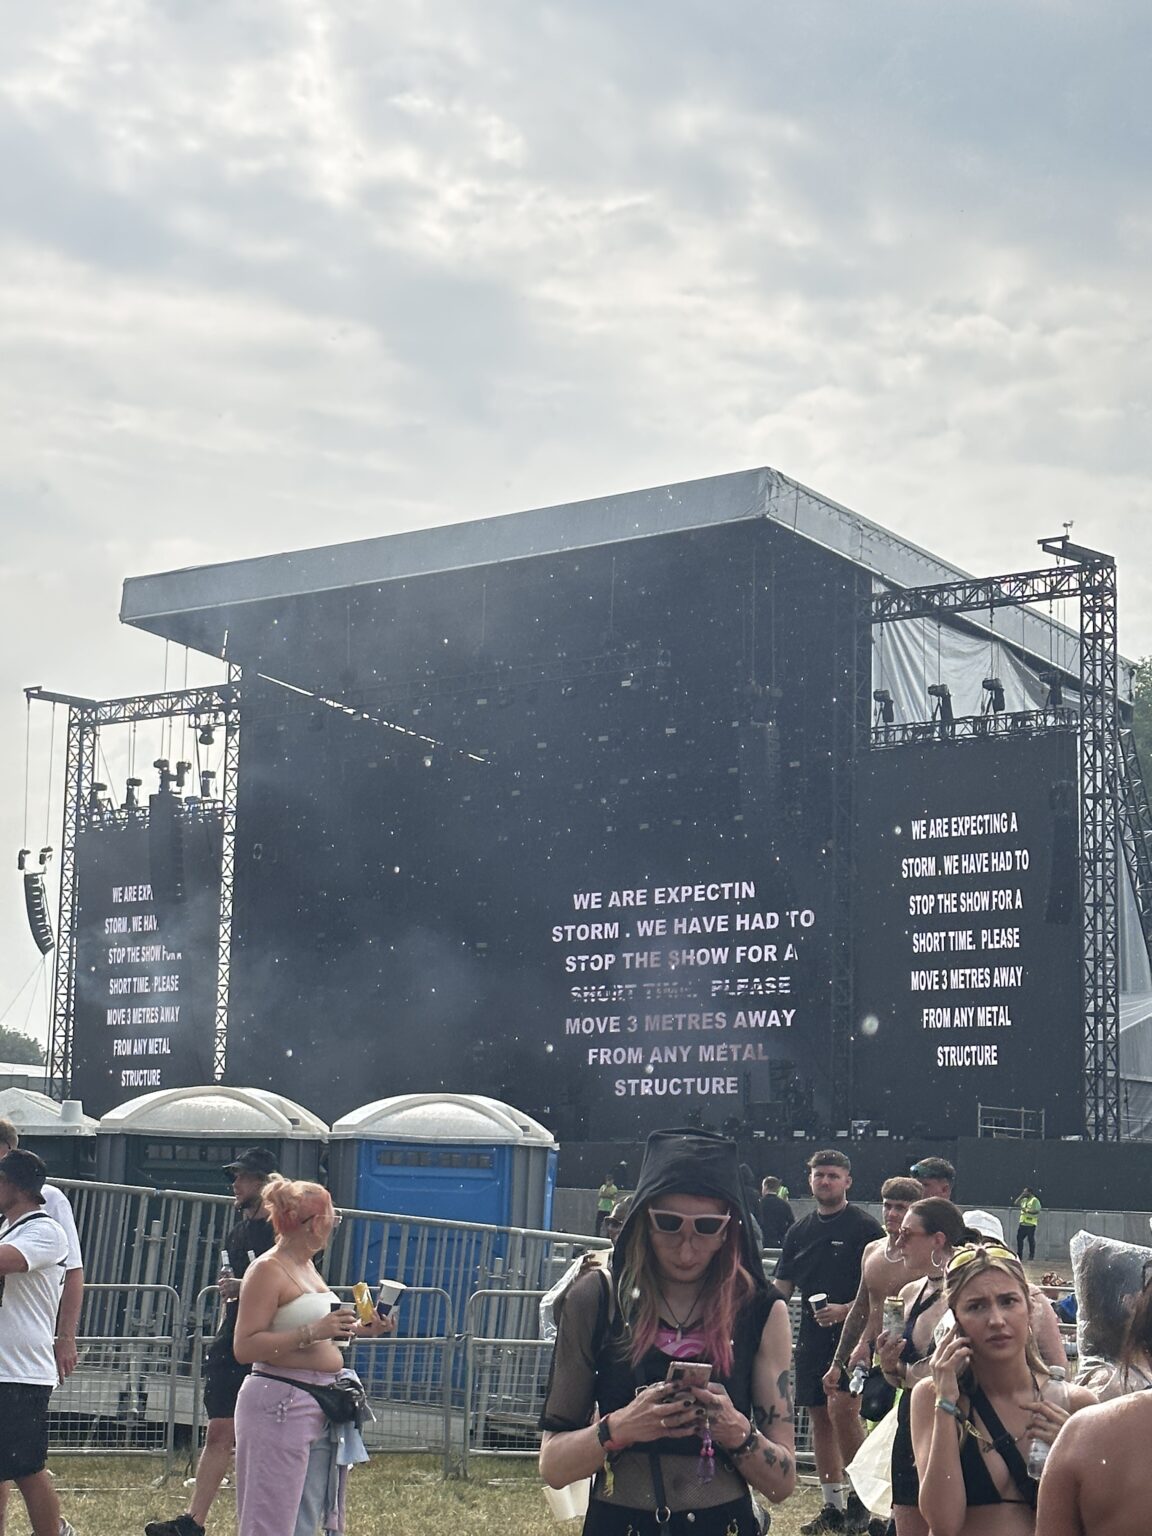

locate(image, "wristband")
[[727, 1424, 760, 1459], [596, 1415, 622, 1453], [935, 1397, 960, 1418]]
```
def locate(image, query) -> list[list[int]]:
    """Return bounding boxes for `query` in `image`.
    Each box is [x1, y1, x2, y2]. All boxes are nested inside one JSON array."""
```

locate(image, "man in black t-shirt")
[[774, 1149, 883, 1535], [145, 1147, 278, 1536], [759, 1175, 795, 1248]]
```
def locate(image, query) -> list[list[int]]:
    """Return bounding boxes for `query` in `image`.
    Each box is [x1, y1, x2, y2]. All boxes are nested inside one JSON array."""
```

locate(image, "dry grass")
[[8, 1456, 827, 1536]]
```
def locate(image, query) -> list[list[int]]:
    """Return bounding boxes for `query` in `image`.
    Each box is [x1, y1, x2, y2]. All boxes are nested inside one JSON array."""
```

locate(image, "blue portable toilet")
[[328, 1093, 557, 1229], [0, 1089, 98, 1182], [96, 1085, 328, 1192]]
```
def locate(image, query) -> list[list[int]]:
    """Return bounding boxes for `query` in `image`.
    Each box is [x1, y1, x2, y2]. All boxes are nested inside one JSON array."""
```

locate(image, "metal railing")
[[50, 1284, 180, 1470]]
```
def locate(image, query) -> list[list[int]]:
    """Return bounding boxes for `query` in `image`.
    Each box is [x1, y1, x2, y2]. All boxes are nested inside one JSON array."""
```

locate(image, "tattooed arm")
[[739, 1299, 797, 1504]]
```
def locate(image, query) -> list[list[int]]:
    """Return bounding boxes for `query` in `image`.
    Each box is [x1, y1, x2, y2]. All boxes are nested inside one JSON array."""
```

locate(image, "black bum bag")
[[251, 1370, 366, 1425]]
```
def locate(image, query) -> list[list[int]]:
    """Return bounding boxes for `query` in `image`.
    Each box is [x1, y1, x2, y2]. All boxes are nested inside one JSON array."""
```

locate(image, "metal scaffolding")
[[27, 681, 238, 1099], [868, 535, 1124, 1141]]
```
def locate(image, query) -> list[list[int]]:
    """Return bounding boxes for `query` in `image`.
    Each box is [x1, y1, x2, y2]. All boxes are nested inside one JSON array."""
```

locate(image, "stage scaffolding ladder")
[[977, 1103, 1046, 1139], [1119, 726, 1152, 954]]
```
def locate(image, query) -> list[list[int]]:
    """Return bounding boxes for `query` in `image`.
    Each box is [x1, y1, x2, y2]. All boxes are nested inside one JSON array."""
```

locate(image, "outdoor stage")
[[37, 467, 1152, 1155]]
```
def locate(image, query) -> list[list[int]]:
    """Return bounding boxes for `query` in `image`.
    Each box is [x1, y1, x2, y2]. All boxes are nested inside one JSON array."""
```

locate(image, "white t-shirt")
[[0, 1212, 68, 1385], [41, 1184, 83, 1270]]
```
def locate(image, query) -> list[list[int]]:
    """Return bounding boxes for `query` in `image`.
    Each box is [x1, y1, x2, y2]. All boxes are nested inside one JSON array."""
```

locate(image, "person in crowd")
[[823, 1176, 924, 1386], [596, 1172, 621, 1238], [875, 1199, 974, 1536], [602, 1196, 632, 1248], [0, 1149, 74, 1536], [759, 1176, 795, 1249], [231, 1177, 394, 1536], [0, 1120, 84, 1536], [1035, 1276, 1152, 1534], [963, 1211, 1067, 1370], [146, 1147, 280, 1536], [908, 1157, 955, 1200], [775, 1150, 883, 1534], [539, 1128, 796, 1534], [911, 1242, 1095, 1536], [1012, 1188, 1042, 1263], [1073, 1252, 1152, 1399]]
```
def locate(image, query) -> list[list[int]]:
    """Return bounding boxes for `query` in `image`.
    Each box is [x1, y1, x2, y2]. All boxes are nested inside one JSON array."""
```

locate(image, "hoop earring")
[[930, 1249, 946, 1271]]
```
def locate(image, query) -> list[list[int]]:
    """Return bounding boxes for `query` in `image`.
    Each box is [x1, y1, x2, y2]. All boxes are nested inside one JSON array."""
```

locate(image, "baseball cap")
[[963, 1209, 1006, 1245], [0, 1148, 48, 1204], [223, 1147, 278, 1177]]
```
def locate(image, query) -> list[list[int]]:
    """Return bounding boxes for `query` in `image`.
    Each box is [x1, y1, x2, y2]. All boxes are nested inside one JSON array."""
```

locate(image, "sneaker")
[[844, 1491, 872, 1533], [60, 1522, 77, 1536], [144, 1519, 205, 1536], [800, 1508, 845, 1535]]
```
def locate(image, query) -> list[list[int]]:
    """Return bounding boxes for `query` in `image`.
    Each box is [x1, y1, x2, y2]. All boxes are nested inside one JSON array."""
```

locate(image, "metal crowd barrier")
[[49, 1284, 180, 1471]]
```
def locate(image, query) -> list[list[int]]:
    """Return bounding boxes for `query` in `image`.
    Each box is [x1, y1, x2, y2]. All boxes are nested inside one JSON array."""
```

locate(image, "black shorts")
[[793, 1326, 843, 1408], [891, 1389, 919, 1508], [203, 1355, 251, 1420], [0, 1382, 53, 1480], [584, 1494, 761, 1535]]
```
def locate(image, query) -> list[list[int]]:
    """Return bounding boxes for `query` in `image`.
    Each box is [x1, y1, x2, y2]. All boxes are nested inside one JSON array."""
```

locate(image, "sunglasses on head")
[[647, 1209, 731, 1239], [946, 1242, 1016, 1274]]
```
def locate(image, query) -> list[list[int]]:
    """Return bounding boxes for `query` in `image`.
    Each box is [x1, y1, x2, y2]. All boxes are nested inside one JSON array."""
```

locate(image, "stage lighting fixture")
[[88, 782, 108, 815], [153, 758, 175, 793], [791, 1129, 806, 1139], [982, 677, 1005, 714], [872, 689, 895, 726], [1040, 670, 1064, 708], [927, 683, 954, 728], [198, 721, 215, 746], [174, 760, 192, 791], [124, 776, 142, 810], [199, 769, 216, 799]]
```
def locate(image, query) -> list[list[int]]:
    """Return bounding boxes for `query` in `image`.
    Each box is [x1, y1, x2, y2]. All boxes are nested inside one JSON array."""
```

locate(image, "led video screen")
[[853, 730, 1082, 1137]]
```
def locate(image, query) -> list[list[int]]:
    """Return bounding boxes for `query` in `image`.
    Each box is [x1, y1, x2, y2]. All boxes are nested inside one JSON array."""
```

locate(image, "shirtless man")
[[1035, 1391, 1152, 1536], [822, 1176, 925, 1392]]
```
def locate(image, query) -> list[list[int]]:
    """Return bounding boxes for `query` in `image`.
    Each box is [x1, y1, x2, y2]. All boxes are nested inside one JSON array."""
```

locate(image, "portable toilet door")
[[0, 1089, 98, 1182]]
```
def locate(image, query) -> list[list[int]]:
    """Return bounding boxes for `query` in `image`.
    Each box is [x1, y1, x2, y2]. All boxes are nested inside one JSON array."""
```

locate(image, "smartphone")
[[932, 1308, 957, 1348], [665, 1361, 713, 1388]]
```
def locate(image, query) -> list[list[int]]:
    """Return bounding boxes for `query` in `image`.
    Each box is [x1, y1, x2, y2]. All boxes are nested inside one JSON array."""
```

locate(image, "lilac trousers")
[[234, 1367, 348, 1536]]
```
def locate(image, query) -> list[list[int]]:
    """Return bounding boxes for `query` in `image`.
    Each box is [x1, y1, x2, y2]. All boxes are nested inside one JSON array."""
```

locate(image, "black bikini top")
[[957, 1384, 1038, 1510]]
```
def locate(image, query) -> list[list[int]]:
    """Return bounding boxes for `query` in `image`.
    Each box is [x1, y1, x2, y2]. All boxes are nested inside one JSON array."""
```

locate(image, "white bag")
[[846, 1400, 900, 1519]]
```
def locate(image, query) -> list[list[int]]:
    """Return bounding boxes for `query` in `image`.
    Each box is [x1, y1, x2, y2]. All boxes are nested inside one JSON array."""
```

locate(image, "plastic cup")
[[808, 1292, 828, 1312], [376, 1279, 407, 1317], [543, 1481, 590, 1520]]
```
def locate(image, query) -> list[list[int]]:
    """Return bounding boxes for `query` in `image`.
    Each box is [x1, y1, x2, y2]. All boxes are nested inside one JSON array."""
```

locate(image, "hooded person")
[[539, 1128, 796, 1534]]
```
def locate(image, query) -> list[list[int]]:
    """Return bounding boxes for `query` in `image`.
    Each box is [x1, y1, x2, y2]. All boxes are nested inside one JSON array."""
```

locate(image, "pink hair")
[[615, 1205, 757, 1376], [261, 1175, 332, 1236]]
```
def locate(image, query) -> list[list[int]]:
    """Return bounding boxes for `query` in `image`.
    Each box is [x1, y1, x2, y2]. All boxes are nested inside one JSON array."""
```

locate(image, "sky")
[[2, 0, 1151, 1053]]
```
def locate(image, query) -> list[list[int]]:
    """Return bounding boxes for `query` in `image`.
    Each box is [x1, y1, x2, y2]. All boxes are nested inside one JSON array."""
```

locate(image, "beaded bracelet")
[[935, 1398, 960, 1418]]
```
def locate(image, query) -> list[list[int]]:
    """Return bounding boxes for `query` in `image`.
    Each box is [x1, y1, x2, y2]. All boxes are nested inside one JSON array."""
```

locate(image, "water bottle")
[[849, 1364, 868, 1395], [1027, 1366, 1066, 1478]]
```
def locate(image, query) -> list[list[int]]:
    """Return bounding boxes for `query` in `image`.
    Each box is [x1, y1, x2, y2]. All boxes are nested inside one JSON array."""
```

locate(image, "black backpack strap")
[[966, 1383, 1038, 1509]]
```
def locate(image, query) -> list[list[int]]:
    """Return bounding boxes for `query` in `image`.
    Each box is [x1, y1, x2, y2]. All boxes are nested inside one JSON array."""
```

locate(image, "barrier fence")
[[46, 1181, 818, 1480]]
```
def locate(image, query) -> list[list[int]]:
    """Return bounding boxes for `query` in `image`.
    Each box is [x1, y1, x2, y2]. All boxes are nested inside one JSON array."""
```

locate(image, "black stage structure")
[[36, 469, 1152, 1177]]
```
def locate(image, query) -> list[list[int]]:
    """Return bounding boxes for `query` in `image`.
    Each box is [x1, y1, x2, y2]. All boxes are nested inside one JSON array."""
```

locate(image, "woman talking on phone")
[[539, 1129, 795, 1535], [910, 1243, 1094, 1536]]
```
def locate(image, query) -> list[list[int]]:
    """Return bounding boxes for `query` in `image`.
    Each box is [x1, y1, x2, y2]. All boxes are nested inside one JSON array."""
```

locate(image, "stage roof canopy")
[[120, 466, 1095, 676]]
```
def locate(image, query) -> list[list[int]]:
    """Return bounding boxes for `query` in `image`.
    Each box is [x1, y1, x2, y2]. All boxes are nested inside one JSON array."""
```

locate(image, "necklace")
[[657, 1284, 706, 1341], [883, 1241, 903, 1263]]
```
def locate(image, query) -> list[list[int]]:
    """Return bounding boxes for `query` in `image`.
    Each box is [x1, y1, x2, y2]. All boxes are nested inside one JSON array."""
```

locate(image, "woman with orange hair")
[[232, 1177, 393, 1536], [539, 1129, 795, 1534]]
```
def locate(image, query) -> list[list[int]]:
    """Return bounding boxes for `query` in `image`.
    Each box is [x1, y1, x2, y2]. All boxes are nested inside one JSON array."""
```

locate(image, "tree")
[[0, 1026, 45, 1065], [1134, 657, 1152, 773]]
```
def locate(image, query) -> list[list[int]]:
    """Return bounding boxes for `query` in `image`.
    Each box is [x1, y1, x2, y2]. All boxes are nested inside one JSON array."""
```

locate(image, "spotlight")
[[198, 721, 215, 746], [199, 769, 216, 800], [88, 782, 108, 815], [1040, 670, 1064, 709], [153, 758, 175, 793], [927, 683, 954, 729], [982, 677, 1005, 714], [174, 760, 192, 791], [873, 689, 895, 726], [124, 777, 142, 810]]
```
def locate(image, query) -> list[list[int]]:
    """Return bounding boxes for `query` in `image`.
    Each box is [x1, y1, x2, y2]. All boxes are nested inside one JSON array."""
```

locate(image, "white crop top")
[[270, 1289, 341, 1332]]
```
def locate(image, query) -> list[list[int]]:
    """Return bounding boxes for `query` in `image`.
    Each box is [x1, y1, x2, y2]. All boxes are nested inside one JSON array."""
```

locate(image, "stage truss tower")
[[27, 680, 240, 1098], [869, 535, 1123, 1141]]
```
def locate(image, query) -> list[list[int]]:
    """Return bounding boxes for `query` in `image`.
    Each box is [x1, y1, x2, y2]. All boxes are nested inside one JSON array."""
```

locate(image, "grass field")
[[6, 1456, 828, 1536]]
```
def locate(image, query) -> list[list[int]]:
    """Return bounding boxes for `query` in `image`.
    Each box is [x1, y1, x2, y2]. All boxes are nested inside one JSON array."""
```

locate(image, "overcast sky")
[[2, 1, 1150, 1055]]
